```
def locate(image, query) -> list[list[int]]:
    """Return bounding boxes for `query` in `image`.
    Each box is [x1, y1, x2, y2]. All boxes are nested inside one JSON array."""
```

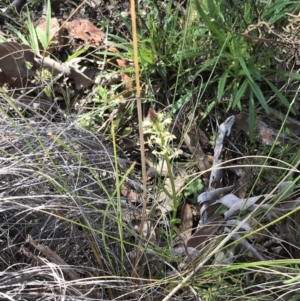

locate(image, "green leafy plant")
[[27, 0, 43, 6], [6, 0, 53, 54], [193, 0, 299, 135], [143, 108, 180, 222], [184, 177, 204, 202]]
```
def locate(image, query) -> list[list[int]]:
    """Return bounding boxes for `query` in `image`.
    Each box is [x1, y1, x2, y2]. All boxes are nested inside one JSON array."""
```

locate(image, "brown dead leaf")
[[269, 107, 300, 136], [27, 235, 80, 280], [187, 216, 223, 250], [184, 124, 211, 181], [116, 58, 133, 90], [106, 47, 133, 91], [70, 67, 95, 90], [157, 170, 187, 213], [256, 120, 277, 145], [116, 58, 127, 68], [35, 55, 95, 89], [235, 112, 276, 144], [0, 72, 25, 88], [234, 111, 300, 146], [231, 166, 252, 199], [281, 208, 300, 258], [35, 17, 63, 49], [64, 19, 105, 47], [0, 42, 37, 78], [234, 112, 249, 133], [107, 46, 120, 53], [180, 202, 193, 243], [121, 184, 140, 202]]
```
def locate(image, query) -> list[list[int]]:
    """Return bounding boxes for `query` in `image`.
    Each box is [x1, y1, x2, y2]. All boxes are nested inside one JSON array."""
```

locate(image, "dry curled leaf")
[[0, 71, 25, 88], [180, 202, 193, 243], [35, 17, 63, 49], [157, 170, 187, 214], [187, 216, 223, 250], [0, 42, 37, 78], [116, 58, 132, 90], [121, 184, 140, 202], [234, 112, 277, 144], [184, 124, 211, 181], [35, 56, 95, 89], [64, 19, 105, 47], [234, 111, 300, 146]]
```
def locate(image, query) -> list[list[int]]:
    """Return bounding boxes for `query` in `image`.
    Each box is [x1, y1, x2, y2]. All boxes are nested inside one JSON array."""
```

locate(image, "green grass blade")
[[36, 27, 47, 50], [46, 0, 51, 46], [194, 0, 224, 41], [262, 75, 296, 115], [217, 69, 229, 103], [237, 55, 253, 82], [232, 78, 248, 110], [248, 80, 269, 113], [6, 23, 29, 45]]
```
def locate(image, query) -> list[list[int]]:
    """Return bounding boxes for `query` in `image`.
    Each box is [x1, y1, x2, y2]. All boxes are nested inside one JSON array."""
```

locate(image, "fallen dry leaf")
[[116, 59, 132, 90], [121, 184, 140, 202], [209, 115, 235, 189], [0, 72, 25, 88], [0, 42, 37, 78], [64, 19, 105, 48], [234, 111, 300, 145], [231, 166, 252, 199], [70, 67, 95, 90], [35, 55, 95, 89], [27, 235, 80, 280], [180, 202, 193, 243], [157, 170, 187, 213], [184, 124, 211, 181], [187, 216, 223, 250], [35, 17, 63, 50]]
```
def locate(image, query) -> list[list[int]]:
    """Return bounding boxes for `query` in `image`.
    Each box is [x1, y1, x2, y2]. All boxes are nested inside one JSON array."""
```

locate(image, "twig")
[[130, 0, 148, 279], [27, 235, 81, 280]]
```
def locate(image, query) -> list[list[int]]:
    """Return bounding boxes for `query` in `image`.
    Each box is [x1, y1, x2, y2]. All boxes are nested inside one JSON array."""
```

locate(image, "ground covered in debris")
[[0, 0, 300, 300]]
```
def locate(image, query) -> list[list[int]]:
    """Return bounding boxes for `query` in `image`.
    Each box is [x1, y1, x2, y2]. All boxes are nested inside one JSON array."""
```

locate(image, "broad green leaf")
[[174, 50, 209, 61], [172, 90, 193, 113], [204, 0, 224, 22], [284, 273, 300, 284], [277, 71, 300, 80], [194, 57, 219, 75], [236, 55, 269, 113], [243, 0, 251, 24], [25, 7, 40, 53]]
